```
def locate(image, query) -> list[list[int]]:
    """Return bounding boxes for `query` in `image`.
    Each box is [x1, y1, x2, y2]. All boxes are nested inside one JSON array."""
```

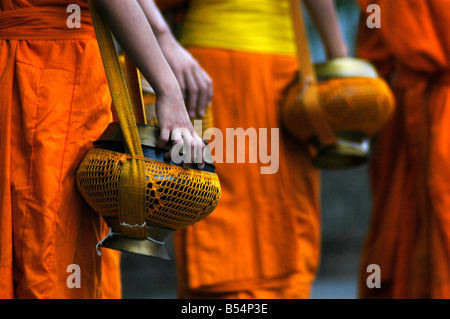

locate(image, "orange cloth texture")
[[357, 0, 450, 298], [174, 47, 320, 299], [0, 0, 121, 298]]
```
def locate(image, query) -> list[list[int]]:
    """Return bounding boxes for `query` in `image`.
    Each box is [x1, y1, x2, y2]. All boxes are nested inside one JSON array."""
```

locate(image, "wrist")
[[155, 27, 178, 53], [327, 43, 349, 59], [152, 78, 183, 99], [152, 21, 170, 39]]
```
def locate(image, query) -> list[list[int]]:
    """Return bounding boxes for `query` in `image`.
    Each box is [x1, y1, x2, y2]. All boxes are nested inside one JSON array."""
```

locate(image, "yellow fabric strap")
[[289, 0, 337, 147], [88, 0, 148, 239], [123, 53, 147, 124]]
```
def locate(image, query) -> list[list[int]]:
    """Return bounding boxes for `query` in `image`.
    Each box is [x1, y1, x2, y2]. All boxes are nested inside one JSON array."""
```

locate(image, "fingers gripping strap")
[[88, 0, 147, 238], [289, 0, 337, 147]]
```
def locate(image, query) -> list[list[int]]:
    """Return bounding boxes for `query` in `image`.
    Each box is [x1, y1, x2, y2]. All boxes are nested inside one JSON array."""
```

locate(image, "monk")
[[0, 0, 210, 298], [156, 0, 348, 298], [356, 0, 450, 298]]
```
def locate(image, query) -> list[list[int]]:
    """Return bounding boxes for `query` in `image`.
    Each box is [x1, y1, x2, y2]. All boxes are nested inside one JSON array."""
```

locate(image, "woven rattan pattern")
[[317, 77, 395, 136], [77, 148, 221, 230]]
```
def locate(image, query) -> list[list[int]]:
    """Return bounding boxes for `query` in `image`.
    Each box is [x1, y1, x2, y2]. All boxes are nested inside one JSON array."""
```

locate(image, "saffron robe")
[[0, 0, 121, 298], [357, 0, 450, 298], [166, 0, 321, 299]]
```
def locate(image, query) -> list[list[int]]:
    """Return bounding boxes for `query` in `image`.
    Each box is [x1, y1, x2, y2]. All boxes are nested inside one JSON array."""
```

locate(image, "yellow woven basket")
[[77, 147, 220, 231], [76, 124, 221, 259]]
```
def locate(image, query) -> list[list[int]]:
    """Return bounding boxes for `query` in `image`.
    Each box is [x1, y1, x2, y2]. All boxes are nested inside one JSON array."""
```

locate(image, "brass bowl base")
[[313, 131, 370, 170], [98, 224, 174, 260]]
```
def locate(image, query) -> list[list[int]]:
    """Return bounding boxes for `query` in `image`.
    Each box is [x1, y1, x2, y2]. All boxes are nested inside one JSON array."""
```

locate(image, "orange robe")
[[357, 0, 450, 298], [165, 1, 320, 298], [0, 0, 121, 298], [175, 49, 320, 300]]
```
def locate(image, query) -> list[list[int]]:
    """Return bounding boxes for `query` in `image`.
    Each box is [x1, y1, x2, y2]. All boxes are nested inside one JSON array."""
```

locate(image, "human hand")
[[158, 36, 213, 119], [155, 90, 206, 169]]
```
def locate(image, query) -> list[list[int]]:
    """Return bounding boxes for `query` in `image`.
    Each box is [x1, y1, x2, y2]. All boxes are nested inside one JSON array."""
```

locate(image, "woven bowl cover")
[[77, 147, 221, 231], [282, 74, 395, 142]]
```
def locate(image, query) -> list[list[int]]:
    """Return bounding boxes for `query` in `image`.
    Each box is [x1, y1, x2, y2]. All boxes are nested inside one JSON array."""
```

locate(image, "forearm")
[[137, 0, 213, 118], [137, 0, 171, 36], [93, 0, 181, 98], [92, 0, 205, 166], [303, 0, 349, 58], [137, 0, 179, 51]]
